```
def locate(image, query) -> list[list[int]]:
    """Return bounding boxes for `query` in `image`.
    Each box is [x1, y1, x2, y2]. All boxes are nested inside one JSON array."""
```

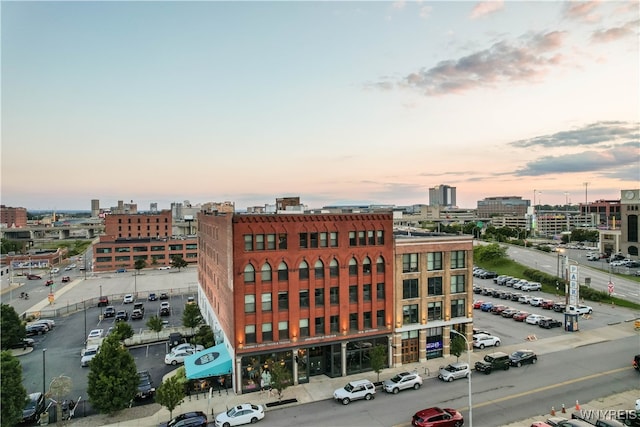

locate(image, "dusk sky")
[[2, 1, 638, 212]]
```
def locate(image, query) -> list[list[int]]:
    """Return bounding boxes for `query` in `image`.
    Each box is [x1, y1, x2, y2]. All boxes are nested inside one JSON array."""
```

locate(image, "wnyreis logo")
[[578, 409, 638, 421]]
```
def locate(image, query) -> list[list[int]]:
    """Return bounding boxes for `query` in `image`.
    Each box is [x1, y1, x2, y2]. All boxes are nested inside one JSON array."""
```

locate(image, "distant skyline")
[[2, 1, 638, 211]]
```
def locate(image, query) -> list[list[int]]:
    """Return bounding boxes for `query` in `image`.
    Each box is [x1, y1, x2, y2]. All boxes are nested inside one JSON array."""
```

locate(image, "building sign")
[[569, 265, 579, 306], [426, 341, 442, 350]]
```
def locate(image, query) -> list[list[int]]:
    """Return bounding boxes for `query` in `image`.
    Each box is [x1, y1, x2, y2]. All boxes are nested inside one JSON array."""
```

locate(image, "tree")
[[1, 238, 23, 254], [1, 350, 27, 427], [146, 315, 163, 340], [170, 255, 188, 271], [112, 322, 134, 341], [1, 303, 26, 350], [473, 243, 507, 263], [193, 324, 215, 349], [369, 344, 387, 382], [134, 259, 147, 275], [87, 334, 139, 414], [450, 335, 466, 362], [268, 361, 292, 401], [155, 370, 186, 420], [182, 304, 203, 335]]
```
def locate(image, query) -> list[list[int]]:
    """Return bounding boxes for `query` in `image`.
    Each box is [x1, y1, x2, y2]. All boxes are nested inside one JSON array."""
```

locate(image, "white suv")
[[333, 379, 376, 405], [473, 333, 501, 349], [438, 363, 471, 382], [382, 371, 422, 394]]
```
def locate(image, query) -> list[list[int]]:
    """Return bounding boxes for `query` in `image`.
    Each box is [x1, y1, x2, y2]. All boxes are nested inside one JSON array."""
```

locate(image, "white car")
[[333, 379, 376, 405], [123, 294, 134, 304], [158, 266, 172, 270], [438, 363, 471, 382], [214, 403, 265, 427], [529, 297, 545, 307], [567, 304, 593, 314], [33, 319, 55, 329], [164, 349, 193, 365], [51, 268, 60, 274], [472, 333, 501, 349], [518, 295, 533, 304], [87, 329, 104, 339], [521, 282, 542, 292], [81, 345, 100, 367], [382, 371, 422, 394], [172, 343, 205, 354], [525, 314, 544, 325]]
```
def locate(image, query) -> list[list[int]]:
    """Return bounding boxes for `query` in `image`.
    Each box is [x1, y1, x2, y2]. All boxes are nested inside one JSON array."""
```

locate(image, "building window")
[[329, 259, 339, 277], [244, 235, 253, 251], [377, 310, 385, 327], [244, 264, 255, 283], [349, 231, 357, 246], [262, 323, 273, 341], [377, 230, 384, 245], [278, 321, 289, 340], [299, 261, 309, 280], [451, 250, 465, 269], [358, 231, 366, 246], [330, 315, 339, 333], [428, 277, 443, 295], [261, 263, 272, 282], [403, 304, 419, 324], [427, 252, 443, 271], [299, 233, 308, 249], [320, 232, 328, 247], [278, 233, 287, 250], [278, 262, 288, 281], [315, 317, 325, 335], [348, 258, 358, 276], [428, 302, 442, 321], [261, 293, 272, 312], [245, 325, 256, 344], [310, 232, 318, 248], [367, 230, 375, 245], [267, 234, 276, 250], [349, 313, 358, 330], [362, 257, 371, 275], [363, 284, 371, 301], [330, 287, 339, 305], [377, 256, 385, 273], [363, 311, 372, 329], [255, 234, 264, 250], [315, 288, 324, 307], [402, 278, 419, 299], [299, 318, 309, 337], [278, 291, 288, 310], [376, 282, 385, 299], [349, 285, 357, 303], [450, 275, 465, 294], [330, 232, 338, 247], [314, 260, 324, 278], [402, 253, 418, 273], [245, 294, 255, 313], [299, 290, 309, 308], [451, 299, 466, 318]]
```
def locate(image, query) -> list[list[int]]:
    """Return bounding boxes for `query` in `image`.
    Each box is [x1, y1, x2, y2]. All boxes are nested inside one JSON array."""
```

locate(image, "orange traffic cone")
[[575, 400, 580, 411], [551, 406, 556, 416], [562, 404, 566, 413]]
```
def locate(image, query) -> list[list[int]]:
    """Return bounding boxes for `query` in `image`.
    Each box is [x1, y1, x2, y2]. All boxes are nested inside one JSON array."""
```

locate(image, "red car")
[[61, 276, 71, 283], [541, 300, 555, 309], [26, 274, 42, 280], [490, 305, 508, 315], [513, 311, 530, 322], [45, 280, 54, 286], [473, 300, 484, 309], [412, 407, 464, 427]]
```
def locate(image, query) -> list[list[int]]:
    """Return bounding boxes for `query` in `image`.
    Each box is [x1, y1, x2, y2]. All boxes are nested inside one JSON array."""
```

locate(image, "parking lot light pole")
[[451, 329, 472, 427], [42, 349, 47, 396]]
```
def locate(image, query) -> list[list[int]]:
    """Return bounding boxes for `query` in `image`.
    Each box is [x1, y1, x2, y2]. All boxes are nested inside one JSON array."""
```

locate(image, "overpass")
[[0, 223, 105, 241]]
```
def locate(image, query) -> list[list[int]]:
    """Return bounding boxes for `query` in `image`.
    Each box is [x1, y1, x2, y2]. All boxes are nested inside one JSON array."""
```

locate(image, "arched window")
[[261, 263, 272, 282], [363, 256, 371, 275], [314, 260, 324, 278], [329, 259, 339, 277], [278, 261, 289, 281], [244, 264, 255, 283], [299, 260, 309, 280], [377, 256, 385, 273], [348, 258, 358, 276]]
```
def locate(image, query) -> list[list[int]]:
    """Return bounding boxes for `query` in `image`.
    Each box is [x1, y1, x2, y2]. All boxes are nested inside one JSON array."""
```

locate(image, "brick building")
[[0, 205, 28, 228]]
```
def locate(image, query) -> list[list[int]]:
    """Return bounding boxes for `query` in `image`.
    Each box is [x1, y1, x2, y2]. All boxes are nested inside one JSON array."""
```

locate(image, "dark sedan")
[[509, 350, 537, 367], [539, 318, 563, 329], [115, 311, 129, 322], [26, 324, 48, 336]]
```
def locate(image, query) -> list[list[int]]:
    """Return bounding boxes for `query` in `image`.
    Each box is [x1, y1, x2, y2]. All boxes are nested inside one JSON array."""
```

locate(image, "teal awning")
[[184, 343, 233, 380]]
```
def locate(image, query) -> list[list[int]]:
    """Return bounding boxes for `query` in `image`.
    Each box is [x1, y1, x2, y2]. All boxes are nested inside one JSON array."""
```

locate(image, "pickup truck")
[[566, 304, 593, 314]]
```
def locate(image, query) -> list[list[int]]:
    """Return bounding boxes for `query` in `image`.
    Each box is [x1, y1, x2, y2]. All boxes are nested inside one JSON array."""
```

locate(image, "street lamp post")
[[42, 349, 47, 396], [451, 329, 472, 427]]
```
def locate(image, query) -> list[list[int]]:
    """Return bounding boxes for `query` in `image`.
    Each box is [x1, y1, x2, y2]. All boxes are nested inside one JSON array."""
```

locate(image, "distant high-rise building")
[[91, 199, 100, 217], [429, 185, 456, 207], [0, 205, 28, 228]]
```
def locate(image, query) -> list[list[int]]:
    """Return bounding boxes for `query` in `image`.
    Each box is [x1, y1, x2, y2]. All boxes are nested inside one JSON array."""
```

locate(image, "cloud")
[[419, 5, 432, 19], [591, 19, 639, 43], [393, 30, 566, 96], [470, 1, 504, 20], [563, 1, 601, 23], [511, 121, 637, 148]]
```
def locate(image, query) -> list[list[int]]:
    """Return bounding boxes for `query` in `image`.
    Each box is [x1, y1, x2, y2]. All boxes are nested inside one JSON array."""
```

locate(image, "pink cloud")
[[564, 1, 601, 23], [470, 1, 504, 20], [591, 20, 638, 43]]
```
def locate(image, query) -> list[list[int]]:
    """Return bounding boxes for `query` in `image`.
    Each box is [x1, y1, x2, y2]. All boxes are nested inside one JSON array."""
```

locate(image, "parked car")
[[521, 282, 542, 292], [480, 302, 494, 312], [133, 302, 145, 314], [61, 276, 71, 282], [214, 404, 265, 427], [541, 300, 556, 309], [472, 333, 501, 349], [383, 371, 423, 394], [480, 271, 498, 279], [553, 303, 567, 312], [45, 279, 54, 286], [539, 318, 563, 329], [103, 306, 116, 318], [115, 310, 129, 322], [81, 345, 100, 367], [87, 329, 104, 339], [525, 314, 545, 325], [123, 294, 134, 304], [473, 300, 484, 309], [160, 302, 171, 316], [10, 338, 35, 349], [158, 265, 173, 270], [411, 407, 464, 427], [27, 274, 42, 280], [513, 311, 530, 322], [33, 319, 55, 329], [501, 308, 519, 318], [22, 392, 46, 423], [490, 305, 508, 315], [333, 379, 376, 405], [509, 350, 538, 367], [160, 411, 208, 427], [519, 295, 533, 304], [173, 343, 205, 354], [475, 351, 510, 374], [511, 292, 523, 301], [164, 349, 194, 365], [529, 297, 546, 307], [438, 363, 470, 382], [186, 296, 196, 305], [567, 304, 593, 314], [148, 293, 157, 301], [98, 296, 110, 307], [26, 323, 48, 336], [136, 370, 155, 400], [160, 292, 169, 300], [116, 268, 127, 273], [513, 280, 529, 290], [131, 309, 144, 320]]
